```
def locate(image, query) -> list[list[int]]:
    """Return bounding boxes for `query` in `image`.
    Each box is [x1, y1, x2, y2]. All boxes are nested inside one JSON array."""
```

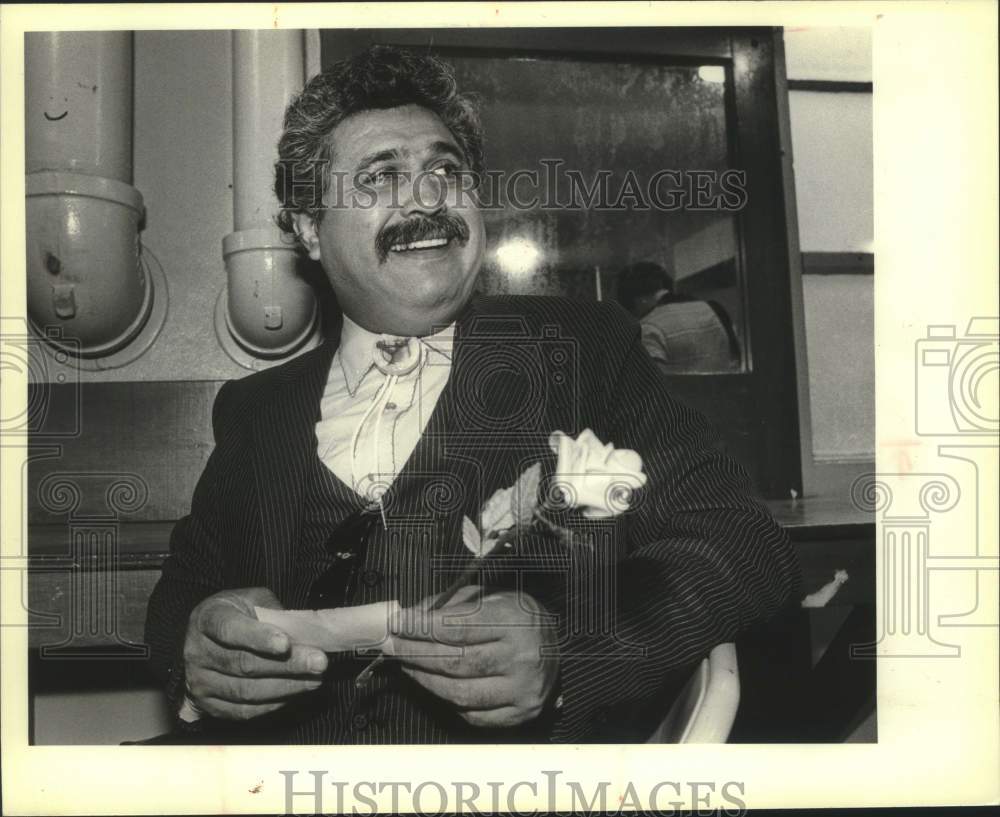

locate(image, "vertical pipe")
[[26, 31, 133, 182], [232, 30, 303, 229], [220, 30, 319, 362]]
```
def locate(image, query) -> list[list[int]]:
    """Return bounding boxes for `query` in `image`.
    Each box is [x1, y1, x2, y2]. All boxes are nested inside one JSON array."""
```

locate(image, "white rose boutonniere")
[[548, 429, 647, 518], [460, 428, 647, 555]]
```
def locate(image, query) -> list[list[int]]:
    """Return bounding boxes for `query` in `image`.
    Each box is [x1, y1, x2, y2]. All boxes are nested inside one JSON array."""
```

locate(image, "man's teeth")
[[390, 237, 450, 252]]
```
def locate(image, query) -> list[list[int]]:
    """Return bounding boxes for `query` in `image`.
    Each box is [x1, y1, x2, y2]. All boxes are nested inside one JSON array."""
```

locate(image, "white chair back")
[[647, 642, 740, 743]]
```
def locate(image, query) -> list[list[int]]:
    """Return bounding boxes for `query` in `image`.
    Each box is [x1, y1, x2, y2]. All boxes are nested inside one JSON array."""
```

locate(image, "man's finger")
[[390, 638, 506, 677], [396, 583, 484, 621], [402, 666, 512, 710], [206, 643, 328, 678], [194, 668, 323, 704], [428, 583, 484, 608], [201, 608, 290, 655], [391, 602, 508, 645]]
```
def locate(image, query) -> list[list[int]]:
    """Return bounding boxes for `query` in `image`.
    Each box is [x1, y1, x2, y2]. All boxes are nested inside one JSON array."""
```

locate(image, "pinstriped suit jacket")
[[145, 294, 799, 743]]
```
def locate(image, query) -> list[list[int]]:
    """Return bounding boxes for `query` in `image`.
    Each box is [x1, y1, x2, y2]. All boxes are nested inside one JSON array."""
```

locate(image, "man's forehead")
[[329, 105, 461, 165]]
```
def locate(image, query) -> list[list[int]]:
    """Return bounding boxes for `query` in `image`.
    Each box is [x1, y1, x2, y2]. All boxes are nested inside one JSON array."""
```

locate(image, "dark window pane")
[[449, 54, 746, 374]]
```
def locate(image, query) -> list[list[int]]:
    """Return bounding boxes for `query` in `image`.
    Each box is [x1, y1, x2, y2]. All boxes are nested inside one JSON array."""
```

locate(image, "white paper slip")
[[255, 601, 401, 654]]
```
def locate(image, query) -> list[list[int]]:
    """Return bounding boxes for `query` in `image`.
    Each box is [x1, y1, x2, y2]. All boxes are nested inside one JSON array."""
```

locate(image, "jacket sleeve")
[[144, 380, 237, 717], [547, 306, 800, 742]]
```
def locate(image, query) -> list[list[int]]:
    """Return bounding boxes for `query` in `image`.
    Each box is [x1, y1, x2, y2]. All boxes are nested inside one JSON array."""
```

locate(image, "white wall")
[[789, 91, 873, 253], [129, 30, 244, 382], [801, 275, 875, 459], [784, 26, 872, 83]]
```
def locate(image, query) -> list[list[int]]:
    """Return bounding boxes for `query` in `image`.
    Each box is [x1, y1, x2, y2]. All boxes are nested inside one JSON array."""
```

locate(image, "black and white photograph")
[[1, 2, 996, 814]]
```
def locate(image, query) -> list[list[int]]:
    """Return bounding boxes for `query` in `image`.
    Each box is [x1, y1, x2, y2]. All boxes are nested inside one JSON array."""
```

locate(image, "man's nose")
[[400, 171, 448, 218]]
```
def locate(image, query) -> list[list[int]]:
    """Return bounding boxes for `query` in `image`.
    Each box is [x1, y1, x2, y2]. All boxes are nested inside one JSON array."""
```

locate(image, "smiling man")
[[145, 45, 798, 744]]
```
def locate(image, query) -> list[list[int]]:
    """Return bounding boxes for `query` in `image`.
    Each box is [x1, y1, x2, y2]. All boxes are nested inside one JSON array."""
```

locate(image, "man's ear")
[[293, 213, 322, 261]]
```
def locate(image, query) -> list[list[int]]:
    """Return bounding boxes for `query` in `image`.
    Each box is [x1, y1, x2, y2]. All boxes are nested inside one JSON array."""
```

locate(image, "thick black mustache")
[[375, 213, 470, 262]]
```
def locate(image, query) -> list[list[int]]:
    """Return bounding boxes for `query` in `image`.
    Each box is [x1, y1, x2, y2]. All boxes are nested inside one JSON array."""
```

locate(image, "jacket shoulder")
[[470, 295, 639, 342], [467, 296, 641, 398], [211, 340, 334, 433]]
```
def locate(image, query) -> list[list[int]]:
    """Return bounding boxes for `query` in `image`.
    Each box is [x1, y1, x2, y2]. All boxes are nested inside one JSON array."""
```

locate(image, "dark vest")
[[257, 449, 553, 744]]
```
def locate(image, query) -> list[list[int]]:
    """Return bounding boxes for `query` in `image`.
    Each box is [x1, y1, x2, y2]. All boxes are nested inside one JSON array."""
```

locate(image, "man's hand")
[[389, 588, 559, 728], [183, 587, 328, 721]]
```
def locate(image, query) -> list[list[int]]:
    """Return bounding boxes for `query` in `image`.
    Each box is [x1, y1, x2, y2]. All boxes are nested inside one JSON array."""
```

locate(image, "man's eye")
[[431, 164, 458, 178], [364, 169, 398, 186]]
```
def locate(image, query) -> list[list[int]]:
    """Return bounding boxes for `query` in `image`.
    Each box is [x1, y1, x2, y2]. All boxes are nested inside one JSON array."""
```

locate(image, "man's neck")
[[337, 313, 457, 393], [341, 305, 468, 339]]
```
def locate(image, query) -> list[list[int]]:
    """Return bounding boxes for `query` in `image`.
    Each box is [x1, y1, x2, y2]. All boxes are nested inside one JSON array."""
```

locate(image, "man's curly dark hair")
[[274, 45, 485, 236]]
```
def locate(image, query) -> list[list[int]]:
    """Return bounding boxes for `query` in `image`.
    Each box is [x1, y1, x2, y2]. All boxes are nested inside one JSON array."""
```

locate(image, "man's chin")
[[379, 285, 478, 336]]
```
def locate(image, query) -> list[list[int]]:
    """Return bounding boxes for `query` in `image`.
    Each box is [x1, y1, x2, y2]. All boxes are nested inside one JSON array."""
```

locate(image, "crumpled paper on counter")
[[801, 570, 849, 608]]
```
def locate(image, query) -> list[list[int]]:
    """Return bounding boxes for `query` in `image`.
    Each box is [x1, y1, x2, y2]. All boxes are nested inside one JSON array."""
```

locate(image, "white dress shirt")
[[315, 314, 456, 503]]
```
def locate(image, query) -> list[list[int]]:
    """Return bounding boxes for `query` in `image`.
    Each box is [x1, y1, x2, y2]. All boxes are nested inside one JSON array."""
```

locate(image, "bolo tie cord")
[[348, 340, 425, 529]]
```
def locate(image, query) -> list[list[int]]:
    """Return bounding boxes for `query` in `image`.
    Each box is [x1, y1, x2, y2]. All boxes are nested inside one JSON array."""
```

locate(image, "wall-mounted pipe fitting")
[[26, 172, 149, 357], [218, 30, 321, 366], [218, 227, 318, 358], [25, 31, 163, 363]]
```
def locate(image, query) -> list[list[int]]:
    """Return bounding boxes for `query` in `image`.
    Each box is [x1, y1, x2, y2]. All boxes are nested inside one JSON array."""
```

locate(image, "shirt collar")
[[338, 314, 456, 394]]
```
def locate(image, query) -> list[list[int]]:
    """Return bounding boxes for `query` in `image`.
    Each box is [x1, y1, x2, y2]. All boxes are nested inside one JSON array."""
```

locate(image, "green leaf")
[[481, 485, 513, 538]]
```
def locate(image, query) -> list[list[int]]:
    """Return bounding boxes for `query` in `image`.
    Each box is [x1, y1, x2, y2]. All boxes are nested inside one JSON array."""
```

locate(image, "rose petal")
[[610, 447, 644, 475], [548, 431, 564, 455], [549, 429, 647, 516]]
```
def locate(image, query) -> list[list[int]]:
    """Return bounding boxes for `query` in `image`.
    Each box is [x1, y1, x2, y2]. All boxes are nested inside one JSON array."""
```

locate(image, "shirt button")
[[362, 569, 381, 587], [384, 402, 397, 411], [352, 714, 368, 730]]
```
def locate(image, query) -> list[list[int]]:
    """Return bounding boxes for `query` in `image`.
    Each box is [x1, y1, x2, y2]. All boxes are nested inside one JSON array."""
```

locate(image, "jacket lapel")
[[251, 339, 337, 602], [410, 300, 558, 524]]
